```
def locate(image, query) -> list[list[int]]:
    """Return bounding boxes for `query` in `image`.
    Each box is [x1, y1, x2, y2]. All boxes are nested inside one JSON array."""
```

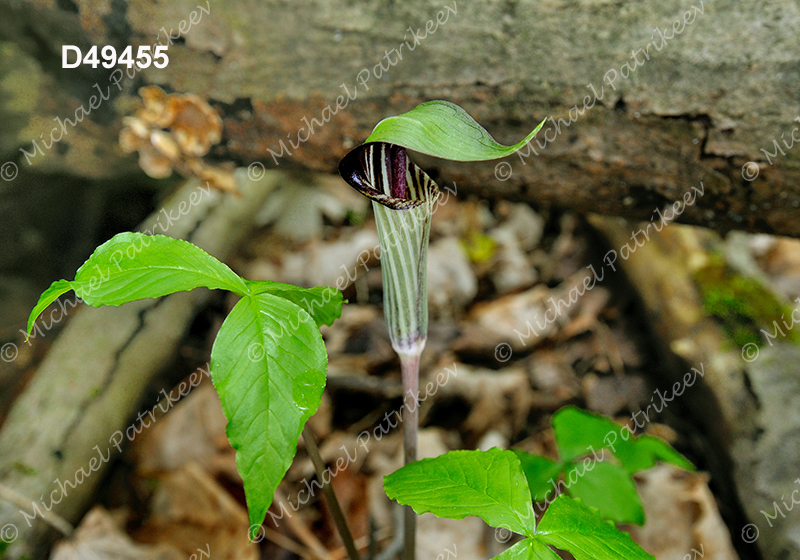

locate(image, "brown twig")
[[303, 425, 361, 560]]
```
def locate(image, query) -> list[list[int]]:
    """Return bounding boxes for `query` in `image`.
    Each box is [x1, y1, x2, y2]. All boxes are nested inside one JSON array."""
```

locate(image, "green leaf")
[[565, 461, 644, 525], [26, 279, 72, 338], [494, 540, 561, 560], [246, 280, 343, 327], [27, 233, 248, 337], [384, 448, 536, 537], [552, 406, 694, 475], [536, 496, 653, 560], [552, 406, 629, 463], [210, 293, 327, 527], [364, 100, 545, 162], [512, 451, 564, 503], [615, 434, 695, 474], [71, 232, 249, 303]]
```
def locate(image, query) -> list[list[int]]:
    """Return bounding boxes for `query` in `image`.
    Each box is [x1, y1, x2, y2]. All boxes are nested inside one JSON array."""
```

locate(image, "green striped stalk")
[[374, 198, 433, 560]]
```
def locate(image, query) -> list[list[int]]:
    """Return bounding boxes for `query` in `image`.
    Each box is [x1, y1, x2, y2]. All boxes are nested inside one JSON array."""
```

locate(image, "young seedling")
[[339, 100, 544, 560], [25, 233, 361, 559], [513, 406, 695, 524], [384, 448, 655, 560]]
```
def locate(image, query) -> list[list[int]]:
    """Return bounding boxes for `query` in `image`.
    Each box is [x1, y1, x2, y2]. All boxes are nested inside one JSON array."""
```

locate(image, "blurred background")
[[1, 0, 799, 559]]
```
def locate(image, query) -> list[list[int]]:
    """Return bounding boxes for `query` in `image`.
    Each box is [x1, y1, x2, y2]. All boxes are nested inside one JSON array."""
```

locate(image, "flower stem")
[[400, 352, 420, 560], [302, 425, 361, 560]]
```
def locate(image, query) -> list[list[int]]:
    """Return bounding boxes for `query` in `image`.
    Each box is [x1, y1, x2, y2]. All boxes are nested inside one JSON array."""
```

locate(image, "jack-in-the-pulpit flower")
[[339, 100, 544, 560], [339, 142, 440, 359], [339, 139, 440, 560]]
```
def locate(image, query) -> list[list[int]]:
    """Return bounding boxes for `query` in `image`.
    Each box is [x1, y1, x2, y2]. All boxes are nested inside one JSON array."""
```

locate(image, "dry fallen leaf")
[[134, 463, 258, 560], [50, 506, 183, 560], [130, 382, 238, 482], [625, 464, 739, 560], [431, 363, 537, 442]]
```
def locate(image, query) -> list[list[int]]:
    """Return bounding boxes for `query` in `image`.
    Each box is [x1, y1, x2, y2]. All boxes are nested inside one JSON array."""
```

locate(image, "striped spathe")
[[339, 142, 441, 356]]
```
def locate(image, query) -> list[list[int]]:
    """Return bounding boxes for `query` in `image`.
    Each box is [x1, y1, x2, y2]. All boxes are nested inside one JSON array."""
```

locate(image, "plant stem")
[[400, 352, 420, 560], [302, 425, 361, 560]]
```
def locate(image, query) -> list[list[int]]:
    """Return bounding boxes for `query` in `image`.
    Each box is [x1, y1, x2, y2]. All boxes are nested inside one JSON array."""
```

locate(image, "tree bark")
[[2, 0, 799, 237]]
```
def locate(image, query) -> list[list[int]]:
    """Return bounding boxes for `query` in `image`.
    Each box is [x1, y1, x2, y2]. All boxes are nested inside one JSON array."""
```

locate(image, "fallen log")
[[3, 1, 800, 238]]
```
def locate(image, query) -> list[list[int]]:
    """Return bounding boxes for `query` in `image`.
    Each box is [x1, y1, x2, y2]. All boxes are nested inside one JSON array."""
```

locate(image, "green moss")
[[694, 255, 800, 348], [11, 462, 36, 476], [460, 231, 497, 264]]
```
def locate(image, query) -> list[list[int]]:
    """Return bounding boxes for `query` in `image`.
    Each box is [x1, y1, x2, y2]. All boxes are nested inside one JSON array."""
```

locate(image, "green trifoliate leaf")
[[512, 450, 563, 503], [384, 448, 536, 537], [246, 280, 343, 327], [552, 406, 628, 463], [494, 540, 561, 560], [565, 461, 644, 525], [210, 293, 327, 528], [364, 100, 545, 162], [26, 232, 248, 337], [552, 406, 694, 475], [536, 496, 654, 560], [614, 434, 695, 474]]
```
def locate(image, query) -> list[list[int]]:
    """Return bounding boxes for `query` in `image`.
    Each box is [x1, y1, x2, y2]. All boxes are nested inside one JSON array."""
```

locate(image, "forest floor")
[[5, 176, 800, 560]]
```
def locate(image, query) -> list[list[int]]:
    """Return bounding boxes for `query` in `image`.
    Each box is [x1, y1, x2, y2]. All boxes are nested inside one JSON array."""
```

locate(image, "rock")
[[488, 227, 538, 294], [427, 237, 478, 316]]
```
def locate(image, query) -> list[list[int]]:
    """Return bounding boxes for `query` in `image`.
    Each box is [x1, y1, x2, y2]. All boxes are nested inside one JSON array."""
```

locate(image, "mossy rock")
[[694, 254, 800, 348]]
